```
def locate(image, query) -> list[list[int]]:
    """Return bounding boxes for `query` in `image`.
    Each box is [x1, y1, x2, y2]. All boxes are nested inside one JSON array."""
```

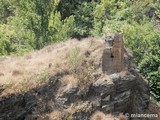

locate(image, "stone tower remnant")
[[102, 33, 124, 74]]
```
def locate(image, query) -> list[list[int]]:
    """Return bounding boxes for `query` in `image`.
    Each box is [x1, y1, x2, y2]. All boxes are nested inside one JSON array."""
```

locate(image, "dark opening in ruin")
[[111, 53, 114, 58]]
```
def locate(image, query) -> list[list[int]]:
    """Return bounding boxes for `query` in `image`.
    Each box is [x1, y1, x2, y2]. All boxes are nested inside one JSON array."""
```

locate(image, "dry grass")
[[60, 75, 78, 88], [0, 37, 104, 96], [12, 70, 23, 76], [90, 111, 106, 120], [67, 47, 84, 75], [66, 46, 96, 87], [2, 70, 50, 95], [65, 101, 92, 119], [48, 110, 62, 120], [90, 103, 160, 120], [90, 111, 127, 120]]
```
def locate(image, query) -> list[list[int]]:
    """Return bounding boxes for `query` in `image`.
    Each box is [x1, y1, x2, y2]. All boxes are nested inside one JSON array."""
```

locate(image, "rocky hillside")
[[0, 37, 159, 120]]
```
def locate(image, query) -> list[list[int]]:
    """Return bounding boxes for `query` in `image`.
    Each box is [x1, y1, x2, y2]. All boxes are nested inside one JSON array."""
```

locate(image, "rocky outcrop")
[[0, 36, 150, 120], [0, 70, 150, 120]]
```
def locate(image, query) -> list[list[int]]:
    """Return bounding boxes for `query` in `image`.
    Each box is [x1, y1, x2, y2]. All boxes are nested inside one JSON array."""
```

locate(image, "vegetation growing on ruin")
[[0, 0, 159, 101]]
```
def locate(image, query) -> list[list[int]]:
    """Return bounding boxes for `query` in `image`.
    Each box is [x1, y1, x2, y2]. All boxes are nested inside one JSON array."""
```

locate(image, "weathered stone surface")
[[129, 69, 150, 114], [62, 87, 79, 96], [76, 85, 91, 100], [16, 111, 27, 120], [102, 95, 110, 102], [0, 71, 150, 120], [24, 115, 33, 120], [109, 73, 121, 84], [91, 97, 101, 111], [116, 72, 136, 93], [92, 77, 115, 95], [73, 111, 89, 120], [56, 86, 79, 105], [102, 33, 124, 74], [102, 102, 114, 112], [114, 90, 131, 101], [114, 91, 131, 111]]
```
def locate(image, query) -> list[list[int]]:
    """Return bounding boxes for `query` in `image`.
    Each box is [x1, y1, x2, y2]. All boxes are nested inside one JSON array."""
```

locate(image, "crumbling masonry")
[[102, 33, 124, 74]]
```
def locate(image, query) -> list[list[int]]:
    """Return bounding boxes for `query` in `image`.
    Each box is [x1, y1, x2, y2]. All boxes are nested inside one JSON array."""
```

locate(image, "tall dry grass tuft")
[[66, 46, 96, 88], [67, 47, 84, 74], [90, 111, 106, 120]]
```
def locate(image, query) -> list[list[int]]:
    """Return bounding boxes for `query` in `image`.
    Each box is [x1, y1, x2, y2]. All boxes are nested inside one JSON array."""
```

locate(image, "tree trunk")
[[41, 12, 45, 48]]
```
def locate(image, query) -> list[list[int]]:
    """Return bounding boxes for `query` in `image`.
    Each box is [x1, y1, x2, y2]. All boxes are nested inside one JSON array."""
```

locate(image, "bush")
[[48, 13, 76, 43], [0, 24, 35, 55]]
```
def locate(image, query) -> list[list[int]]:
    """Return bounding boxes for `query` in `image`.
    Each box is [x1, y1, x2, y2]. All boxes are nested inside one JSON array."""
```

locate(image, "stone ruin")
[[102, 33, 125, 74], [0, 35, 150, 120]]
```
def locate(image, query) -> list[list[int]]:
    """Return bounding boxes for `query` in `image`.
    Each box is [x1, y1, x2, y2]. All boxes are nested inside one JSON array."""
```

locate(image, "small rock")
[[114, 91, 131, 101], [109, 73, 120, 83], [102, 95, 110, 102], [49, 76, 59, 86], [63, 87, 79, 96]]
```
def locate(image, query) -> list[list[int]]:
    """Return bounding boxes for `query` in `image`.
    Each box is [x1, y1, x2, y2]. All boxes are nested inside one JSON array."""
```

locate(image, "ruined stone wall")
[[102, 33, 124, 74], [0, 36, 150, 120]]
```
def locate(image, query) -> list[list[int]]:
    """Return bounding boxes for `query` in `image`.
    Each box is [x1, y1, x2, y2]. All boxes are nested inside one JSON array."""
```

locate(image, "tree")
[[139, 39, 160, 101], [10, 0, 59, 49], [0, 0, 14, 24], [34, 0, 58, 48]]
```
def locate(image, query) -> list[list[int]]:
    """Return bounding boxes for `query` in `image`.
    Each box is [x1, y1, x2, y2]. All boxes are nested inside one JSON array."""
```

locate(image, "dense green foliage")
[[0, 0, 160, 101]]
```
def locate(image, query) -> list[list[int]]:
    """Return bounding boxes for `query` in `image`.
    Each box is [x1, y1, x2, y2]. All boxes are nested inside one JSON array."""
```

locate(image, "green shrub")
[[0, 24, 35, 55], [72, 2, 95, 37]]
